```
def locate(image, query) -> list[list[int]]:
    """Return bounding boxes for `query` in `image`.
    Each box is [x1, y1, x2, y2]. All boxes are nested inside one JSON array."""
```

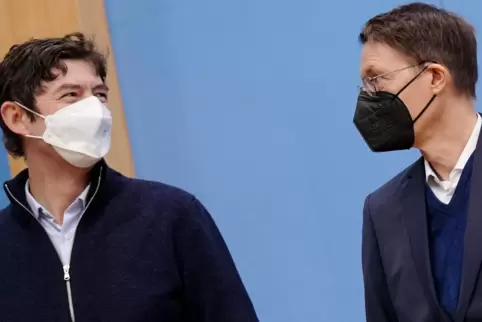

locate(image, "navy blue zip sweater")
[[0, 161, 258, 322]]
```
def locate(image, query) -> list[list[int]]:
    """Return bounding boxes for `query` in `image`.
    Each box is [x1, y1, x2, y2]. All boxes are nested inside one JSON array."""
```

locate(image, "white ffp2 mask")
[[17, 96, 112, 168]]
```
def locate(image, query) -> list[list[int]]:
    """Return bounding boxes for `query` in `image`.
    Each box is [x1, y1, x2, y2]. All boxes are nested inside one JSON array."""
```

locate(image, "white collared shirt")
[[25, 181, 90, 265], [424, 114, 482, 204]]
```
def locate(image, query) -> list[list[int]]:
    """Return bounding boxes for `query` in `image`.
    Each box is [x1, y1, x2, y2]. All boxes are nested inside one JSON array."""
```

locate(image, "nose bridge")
[[82, 86, 95, 98]]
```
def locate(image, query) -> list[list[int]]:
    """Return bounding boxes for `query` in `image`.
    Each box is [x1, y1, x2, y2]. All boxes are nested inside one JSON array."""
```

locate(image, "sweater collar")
[[3, 159, 113, 220]]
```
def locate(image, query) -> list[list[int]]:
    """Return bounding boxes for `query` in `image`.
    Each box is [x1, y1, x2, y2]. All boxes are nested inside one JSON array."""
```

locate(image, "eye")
[[61, 92, 78, 98], [371, 75, 391, 87], [95, 93, 108, 102]]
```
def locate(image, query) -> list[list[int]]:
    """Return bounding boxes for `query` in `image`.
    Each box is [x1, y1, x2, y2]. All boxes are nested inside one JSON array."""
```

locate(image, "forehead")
[[360, 41, 412, 77], [44, 60, 103, 91]]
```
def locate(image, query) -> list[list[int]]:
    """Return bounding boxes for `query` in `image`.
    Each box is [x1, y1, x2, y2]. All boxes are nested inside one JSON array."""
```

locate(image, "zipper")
[[63, 265, 76, 322], [4, 167, 103, 322]]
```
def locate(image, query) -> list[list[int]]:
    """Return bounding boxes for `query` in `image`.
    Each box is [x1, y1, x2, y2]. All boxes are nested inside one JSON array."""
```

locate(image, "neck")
[[27, 155, 90, 225], [417, 99, 477, 180]]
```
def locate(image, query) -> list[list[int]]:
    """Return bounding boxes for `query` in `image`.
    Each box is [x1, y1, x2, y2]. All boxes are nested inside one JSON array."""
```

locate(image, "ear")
[[1, 101, 31, 135], [426, 63, 448, 95]]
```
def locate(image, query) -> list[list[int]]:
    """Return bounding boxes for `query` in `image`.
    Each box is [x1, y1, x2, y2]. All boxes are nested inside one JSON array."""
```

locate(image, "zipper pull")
[[63, 265, 71, 281]]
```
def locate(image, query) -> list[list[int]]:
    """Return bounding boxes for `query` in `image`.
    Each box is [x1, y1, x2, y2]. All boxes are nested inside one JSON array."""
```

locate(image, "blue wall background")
[[104, 0, 480, 321], [0, 146, 11, 207]]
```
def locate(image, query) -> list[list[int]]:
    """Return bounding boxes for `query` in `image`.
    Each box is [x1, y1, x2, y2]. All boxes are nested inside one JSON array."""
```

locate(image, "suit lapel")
[[456, 128, 482, 321], [401, 159, 448, 320]]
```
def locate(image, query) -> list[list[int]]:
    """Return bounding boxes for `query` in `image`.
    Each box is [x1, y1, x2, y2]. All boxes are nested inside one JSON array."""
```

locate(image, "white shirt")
[[25, 181, 90, 265], [424, 114, 482, 204]]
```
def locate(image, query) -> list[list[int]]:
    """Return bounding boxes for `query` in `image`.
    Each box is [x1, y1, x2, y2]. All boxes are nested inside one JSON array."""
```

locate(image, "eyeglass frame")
[[360, 62, 432, 96]]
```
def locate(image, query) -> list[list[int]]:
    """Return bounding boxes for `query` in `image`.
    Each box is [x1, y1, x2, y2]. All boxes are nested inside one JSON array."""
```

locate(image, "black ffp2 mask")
[[353, 70, 435, 152]]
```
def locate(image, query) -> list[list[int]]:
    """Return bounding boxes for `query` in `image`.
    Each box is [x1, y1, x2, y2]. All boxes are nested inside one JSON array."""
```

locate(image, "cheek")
[[26, 117, 46, 134], [398, 88, 431, 119]]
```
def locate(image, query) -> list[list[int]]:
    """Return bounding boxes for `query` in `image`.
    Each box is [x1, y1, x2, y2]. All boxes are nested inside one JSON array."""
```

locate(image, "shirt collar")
[[424, 113, 482, 182], [24, 179, 90, 219]]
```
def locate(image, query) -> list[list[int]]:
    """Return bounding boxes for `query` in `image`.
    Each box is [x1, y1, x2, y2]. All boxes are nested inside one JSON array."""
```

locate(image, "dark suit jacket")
[[362, 132, 482, 322]]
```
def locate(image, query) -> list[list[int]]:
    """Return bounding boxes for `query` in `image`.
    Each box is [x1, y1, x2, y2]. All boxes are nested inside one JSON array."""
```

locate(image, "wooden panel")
[[0, 0, 135, 177]]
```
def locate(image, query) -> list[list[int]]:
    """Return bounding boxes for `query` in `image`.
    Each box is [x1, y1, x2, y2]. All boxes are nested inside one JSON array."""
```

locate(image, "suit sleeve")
[[362, 195, 398, 322], [173, 196, 259, 322]]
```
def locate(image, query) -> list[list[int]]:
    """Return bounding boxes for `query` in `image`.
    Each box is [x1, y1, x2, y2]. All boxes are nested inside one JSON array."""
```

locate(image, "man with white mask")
[[0, 33, 258, 322]]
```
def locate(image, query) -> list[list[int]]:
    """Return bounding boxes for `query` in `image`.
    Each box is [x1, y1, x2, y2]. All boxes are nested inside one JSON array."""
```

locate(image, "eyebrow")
[[53, 83, 110, 94], [93, 84, 110, 92], [361, 66, 379, 79]]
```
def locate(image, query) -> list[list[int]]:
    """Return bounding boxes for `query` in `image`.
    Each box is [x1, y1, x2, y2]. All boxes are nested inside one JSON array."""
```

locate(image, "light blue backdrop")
[[104, 0, 480, 321], [0, 145, 11, 207]]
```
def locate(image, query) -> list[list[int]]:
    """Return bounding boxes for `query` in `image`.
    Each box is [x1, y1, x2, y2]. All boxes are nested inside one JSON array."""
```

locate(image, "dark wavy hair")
[[0, 32, 107, 157]]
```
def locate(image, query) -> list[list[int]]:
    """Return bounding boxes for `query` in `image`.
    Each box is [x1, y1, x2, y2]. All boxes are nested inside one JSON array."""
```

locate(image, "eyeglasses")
[[360, 63, 426, 96]]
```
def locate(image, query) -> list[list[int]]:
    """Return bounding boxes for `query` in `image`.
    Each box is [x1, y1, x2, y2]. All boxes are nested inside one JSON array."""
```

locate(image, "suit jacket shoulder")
[[367, 157, 424, 218]]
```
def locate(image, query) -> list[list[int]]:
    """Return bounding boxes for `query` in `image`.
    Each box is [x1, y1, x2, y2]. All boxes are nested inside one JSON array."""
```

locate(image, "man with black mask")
[[354, 3, 482, 322]]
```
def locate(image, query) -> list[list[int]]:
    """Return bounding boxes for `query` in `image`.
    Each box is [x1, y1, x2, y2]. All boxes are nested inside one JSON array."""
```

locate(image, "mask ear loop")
[[392, 63, 436, 124], [413, 95, 436, 124], [14, 101, 45, 140], [394, 64, 430, 97]]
